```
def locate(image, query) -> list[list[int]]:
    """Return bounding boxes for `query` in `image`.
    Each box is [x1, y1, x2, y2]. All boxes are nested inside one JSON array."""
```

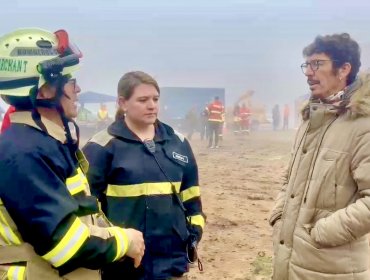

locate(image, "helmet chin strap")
[[55, 78, 80, 150], [31, 76, 80, 150]]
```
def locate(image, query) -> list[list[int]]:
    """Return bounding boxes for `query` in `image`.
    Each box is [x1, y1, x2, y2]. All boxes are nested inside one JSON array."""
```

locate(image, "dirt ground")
[[186, 129, 295, 280]]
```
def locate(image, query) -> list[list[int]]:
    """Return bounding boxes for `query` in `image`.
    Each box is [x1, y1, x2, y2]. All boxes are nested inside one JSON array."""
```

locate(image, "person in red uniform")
[[206, 96, 224, 148], [239, 103, 251, 134]]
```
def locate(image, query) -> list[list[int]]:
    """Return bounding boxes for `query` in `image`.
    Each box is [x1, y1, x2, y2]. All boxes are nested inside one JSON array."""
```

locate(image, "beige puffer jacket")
[[270, 73, 370, 280]]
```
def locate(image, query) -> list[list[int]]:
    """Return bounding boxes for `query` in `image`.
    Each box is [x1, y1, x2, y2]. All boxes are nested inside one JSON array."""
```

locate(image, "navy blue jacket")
[[83, 120, 205, 279], [0, 112, 130, 277]]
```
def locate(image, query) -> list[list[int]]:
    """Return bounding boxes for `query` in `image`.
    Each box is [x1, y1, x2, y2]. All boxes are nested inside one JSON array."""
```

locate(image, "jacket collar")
[[10, 111, 67, 143], [108, 119, 173, 142]]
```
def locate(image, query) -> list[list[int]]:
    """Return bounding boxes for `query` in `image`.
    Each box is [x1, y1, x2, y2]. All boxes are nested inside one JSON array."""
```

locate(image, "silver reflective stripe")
[[7, 265, 26, 280], [42, 218, 89, 267], [0, 209, 21, 245], [66, 173, 84, 195]]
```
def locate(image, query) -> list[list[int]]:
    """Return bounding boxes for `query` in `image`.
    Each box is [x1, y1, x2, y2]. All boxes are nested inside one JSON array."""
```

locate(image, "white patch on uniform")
[[173, 152, 188, 163]]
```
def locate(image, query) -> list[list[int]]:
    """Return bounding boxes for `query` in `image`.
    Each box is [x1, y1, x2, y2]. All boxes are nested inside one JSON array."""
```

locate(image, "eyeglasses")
[[300, 59, 335, 74]]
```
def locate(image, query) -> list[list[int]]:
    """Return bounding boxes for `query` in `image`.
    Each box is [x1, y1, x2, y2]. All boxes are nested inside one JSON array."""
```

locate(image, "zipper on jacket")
[[302, 116, 337, 203]]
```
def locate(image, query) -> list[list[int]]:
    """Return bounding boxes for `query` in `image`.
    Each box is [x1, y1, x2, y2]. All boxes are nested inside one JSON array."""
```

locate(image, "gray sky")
[[2, 0, 370, 109]]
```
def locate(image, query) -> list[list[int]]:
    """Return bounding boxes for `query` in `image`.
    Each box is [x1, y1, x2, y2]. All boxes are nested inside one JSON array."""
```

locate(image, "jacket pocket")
[[315, 158, 337, 210], [272, 219, 282, 255]]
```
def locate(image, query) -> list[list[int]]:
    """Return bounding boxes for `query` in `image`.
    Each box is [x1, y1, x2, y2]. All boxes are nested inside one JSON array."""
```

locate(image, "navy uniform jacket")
[[83, 119, 205, 280], [0, 111, 130, 278]]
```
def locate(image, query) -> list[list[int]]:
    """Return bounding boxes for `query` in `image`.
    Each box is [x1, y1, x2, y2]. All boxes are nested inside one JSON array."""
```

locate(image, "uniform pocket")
[[272, 219, 282, 255], [315, 158, 337, 210]]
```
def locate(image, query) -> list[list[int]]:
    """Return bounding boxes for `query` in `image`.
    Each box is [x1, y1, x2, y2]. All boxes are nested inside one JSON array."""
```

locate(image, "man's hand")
[[124, 228, 145, 268]]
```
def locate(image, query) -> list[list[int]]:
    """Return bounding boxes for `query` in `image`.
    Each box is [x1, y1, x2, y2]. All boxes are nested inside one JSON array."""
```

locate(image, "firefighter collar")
[[108, 119, 172, 142], [10, 111, 67, 143]]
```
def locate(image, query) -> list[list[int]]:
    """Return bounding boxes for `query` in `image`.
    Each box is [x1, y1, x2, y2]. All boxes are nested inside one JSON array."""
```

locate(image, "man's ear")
[[339, 62, 352, 81], [37, 84, 56, 100]]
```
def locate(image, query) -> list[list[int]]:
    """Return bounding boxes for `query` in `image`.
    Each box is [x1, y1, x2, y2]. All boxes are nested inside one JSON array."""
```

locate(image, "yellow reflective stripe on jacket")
[[107, 227, 129, 261], [42, 217, 89, 267], [188, 214, 205, 229], [77, 168, 89, 185], [66, 168, 87, 195], [7, 265, 26, 280], [107, 182, 182, 197], [180, 186, 200, 202], [0, 203, 22, 245]]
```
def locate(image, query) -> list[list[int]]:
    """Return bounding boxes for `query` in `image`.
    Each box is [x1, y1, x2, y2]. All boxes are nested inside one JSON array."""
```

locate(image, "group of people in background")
[[232, 103, 251, 135]]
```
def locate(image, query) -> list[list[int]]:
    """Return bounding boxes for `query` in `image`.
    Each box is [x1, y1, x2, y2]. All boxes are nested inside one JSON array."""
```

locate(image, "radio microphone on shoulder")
[[143, 139, 156, 154]]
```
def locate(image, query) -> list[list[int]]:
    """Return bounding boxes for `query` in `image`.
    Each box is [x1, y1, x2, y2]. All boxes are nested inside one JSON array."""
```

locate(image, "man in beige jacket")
[[270, 33, 370, 279]]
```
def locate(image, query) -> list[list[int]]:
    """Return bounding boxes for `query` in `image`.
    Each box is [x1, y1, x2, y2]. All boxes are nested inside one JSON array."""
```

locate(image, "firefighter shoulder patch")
[[172, 152, 188, 163]]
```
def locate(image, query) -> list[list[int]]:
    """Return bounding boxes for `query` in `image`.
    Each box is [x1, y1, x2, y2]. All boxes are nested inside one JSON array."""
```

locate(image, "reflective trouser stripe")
[[107, 227, 129, 261], [0, 208, 21, 245], [180, 186, 200, 202], [42, 217, 89, 267], [188, 214, 205, 229], [7, 265, 26, 280]]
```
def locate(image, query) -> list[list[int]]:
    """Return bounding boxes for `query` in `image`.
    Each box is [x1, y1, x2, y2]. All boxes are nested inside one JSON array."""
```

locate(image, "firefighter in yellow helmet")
[[0, 28, 144, 280]]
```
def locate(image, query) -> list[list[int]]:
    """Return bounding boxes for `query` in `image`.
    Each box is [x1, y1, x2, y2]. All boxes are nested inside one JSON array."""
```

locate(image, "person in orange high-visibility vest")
[[206, 96, 224, 148]]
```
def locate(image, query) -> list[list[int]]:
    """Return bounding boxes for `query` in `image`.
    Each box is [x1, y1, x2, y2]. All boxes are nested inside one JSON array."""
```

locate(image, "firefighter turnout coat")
[[83, 119, 205, 280], [0, 111, 130, 280]]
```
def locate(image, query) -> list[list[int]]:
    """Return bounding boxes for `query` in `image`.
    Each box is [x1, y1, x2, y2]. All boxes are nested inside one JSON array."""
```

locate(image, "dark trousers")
[[208, 121, 221, 147]]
